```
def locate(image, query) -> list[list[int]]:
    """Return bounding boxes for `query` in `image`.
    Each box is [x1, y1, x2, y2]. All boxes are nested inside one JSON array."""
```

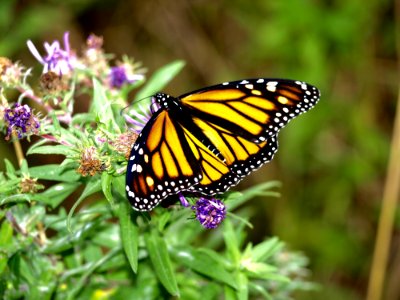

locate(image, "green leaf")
[[0, 252, 7, 274], [20, 159, 29, 174], [67, 178, 102, 232], [236, 271, 249, 300], [118, 197, 139, 273], [28, 164, 81, 182], [172, 246, 237, 290], [0, 193, 32, 205], [101, 172, 114, 207], [91, 77, 117, 130], [144, 230, 179, 296], [223, 219, 241, 265], [112, 176, 139, 273], [32, 182, 81, 208], [4, 159, 16, 179], [43, 217, 103, 254], [135, 60, 185, 101], [65, 247, 120, 300], [251, 237, 283, 262], [71, 113, 95, 126], [50, 111, 61, 135], [27, 144, 73, 156], [0, 220, 13, 248], [248, 282, 273, 300], [0, 178, 20, 194], [227, 181, 281, 211]]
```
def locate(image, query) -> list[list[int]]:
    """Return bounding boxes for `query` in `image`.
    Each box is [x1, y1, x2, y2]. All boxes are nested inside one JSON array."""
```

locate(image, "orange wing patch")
[[183, 127, 230, 187]]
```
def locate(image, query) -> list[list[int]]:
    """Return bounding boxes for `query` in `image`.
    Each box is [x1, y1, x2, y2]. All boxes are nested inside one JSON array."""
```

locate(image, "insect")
[[126, 79, 320, 211]]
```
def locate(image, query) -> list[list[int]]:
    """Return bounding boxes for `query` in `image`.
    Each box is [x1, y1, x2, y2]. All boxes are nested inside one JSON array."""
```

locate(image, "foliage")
[[0, 34, 315, 299]]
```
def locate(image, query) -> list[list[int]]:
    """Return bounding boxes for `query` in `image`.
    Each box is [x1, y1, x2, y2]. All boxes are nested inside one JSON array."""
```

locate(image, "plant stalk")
[[366, 1, 400, 298]]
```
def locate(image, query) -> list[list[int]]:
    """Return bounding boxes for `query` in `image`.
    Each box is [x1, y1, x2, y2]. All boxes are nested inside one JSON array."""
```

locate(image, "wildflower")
[[82, 34, 109, 77], [77, 146, 104, 177], [27, 32, 77, 76], [192, 197, 226, 229], [0, 57, 12, 77], [179, 193, 190, 207], [4, 103, 40, 140], [19, 176, 43, 193], [40, 71, 65, 93], [86, 33, 103, 49], [109, 66, 141, 89], [112, 130, 138, 159], [124, 97, 160, 134], [0, 58, 24, 86]]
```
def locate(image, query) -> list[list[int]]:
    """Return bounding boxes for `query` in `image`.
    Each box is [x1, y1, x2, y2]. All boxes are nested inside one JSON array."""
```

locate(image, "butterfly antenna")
[[120, 95, 154, 116]]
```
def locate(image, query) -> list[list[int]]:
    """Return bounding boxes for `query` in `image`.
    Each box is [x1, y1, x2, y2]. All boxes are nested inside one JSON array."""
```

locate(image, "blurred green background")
[[0, 0, 398, 299]]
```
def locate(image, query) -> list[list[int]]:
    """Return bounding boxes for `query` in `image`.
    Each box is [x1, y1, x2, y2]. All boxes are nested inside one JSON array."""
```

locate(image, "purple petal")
[[26, 40, 45, 64]]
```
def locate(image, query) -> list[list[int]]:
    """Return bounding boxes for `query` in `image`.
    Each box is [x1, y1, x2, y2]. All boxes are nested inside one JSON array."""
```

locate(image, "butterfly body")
[[126, 79, 320, 211]]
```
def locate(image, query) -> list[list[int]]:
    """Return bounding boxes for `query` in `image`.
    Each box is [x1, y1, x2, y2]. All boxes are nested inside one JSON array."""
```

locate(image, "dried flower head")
[[77, 146, 104, 177], [112, 130, 138, 159], [19, 176, 43, 194], [0, 58, 24, 86], [0, 57, 12, 77], [192, 197, 226, 229], [40, 71, 65, 93], [4, 103, 40, 140], [81, 34, 109, 78], [27, 32, 78, 76], [86, 34, 103, 49]]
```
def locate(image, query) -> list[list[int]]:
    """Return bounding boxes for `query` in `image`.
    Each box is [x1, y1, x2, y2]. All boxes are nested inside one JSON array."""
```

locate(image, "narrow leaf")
[[236, 271, 249, 300], [67, 179, 102, 232], [172, 246, 237, 290], [223, 219, 241, 265], [135, 60, 185, 101], [32, 182, 81, 208], [251, 237, 283, 262], [27, 144, 73, 156], [118, 197, 139, 273], [144, 230, 179, 296], [101, 172, 114, 207], [28, 164, 81, 182]]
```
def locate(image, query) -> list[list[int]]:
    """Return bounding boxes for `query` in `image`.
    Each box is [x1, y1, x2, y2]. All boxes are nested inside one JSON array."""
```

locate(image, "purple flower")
[[4, 104, 40, 140], [27, 32, 77, 76], [109, 66, 143, 89], [192, 197, 226, 229], [124, 98, 160, 133], [179, 193, 190, 207]]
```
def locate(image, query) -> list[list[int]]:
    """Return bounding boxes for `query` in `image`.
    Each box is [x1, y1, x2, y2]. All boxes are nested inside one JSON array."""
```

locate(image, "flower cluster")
[[77, 146, 105, 177], [27, 32, 145, 89], [111, 130, 139, 159], [191, 197, 226, 229], [1, 31, 228, 230], [27, 32, 77, 77], [4, 103, 40, 140]]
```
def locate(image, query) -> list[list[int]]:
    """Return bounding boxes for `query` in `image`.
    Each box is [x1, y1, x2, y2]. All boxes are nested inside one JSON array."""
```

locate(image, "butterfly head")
[[154, 92, 180, 111]]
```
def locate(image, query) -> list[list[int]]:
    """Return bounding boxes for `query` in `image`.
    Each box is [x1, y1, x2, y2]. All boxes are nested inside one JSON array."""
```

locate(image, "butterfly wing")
[[179, 78, 319, 194], [126, 79, 320, 210], [126, 109, 203, 211], [179, 79, 320, 143], [187, 133, 279, 195], [126, 108, 233, 211]]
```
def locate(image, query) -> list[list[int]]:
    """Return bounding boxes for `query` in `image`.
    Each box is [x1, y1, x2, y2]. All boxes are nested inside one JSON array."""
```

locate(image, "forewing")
[[125, 109, 201, 211], [179, 79, 320, 143]]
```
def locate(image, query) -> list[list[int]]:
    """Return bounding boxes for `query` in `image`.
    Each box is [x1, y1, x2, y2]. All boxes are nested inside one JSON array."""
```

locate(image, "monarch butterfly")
[[126, 79, 320, 211]]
